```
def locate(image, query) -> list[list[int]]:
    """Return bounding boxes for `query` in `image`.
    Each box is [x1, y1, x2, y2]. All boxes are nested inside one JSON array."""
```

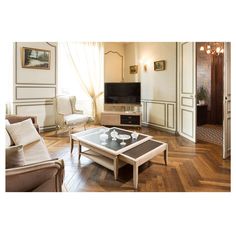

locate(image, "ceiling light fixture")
[[199, 42, 224, 55]]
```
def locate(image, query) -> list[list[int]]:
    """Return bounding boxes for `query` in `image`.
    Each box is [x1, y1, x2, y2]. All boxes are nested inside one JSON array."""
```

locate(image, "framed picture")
[[21, 47, 51, 70], [154, 60, 165, 71], [129, 65, 138, 74]]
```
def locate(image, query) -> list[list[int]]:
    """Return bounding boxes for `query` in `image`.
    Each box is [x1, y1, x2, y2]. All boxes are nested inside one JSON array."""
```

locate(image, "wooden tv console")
[[101, 111, 141, 127]]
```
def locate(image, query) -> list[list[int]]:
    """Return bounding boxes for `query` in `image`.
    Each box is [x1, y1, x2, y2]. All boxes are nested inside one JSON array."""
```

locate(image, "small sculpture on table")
[[111, 129, 118, 141]]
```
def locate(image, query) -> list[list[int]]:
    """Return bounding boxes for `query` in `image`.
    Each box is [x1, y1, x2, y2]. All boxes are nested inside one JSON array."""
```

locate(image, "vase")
[[199, 100, 205, 105]]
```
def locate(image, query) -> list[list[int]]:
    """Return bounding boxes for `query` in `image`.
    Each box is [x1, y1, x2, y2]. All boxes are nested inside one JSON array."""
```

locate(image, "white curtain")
[[58, 42, 104, 123], [2, 42, 14, 114]]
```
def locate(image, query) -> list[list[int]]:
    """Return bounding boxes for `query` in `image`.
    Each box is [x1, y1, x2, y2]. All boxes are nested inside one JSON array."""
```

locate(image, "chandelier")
[[199, 42, 224, 55]]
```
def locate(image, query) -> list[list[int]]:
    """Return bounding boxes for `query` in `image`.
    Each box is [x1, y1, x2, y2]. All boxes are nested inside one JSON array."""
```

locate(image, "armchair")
[[5, 115, 64, 192], [54, 95, 89, 135]]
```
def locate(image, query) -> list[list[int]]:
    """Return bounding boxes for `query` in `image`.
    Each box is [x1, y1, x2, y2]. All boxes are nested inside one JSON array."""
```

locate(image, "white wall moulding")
[[142, 99, 176, 132], [181, 109, 193, 138], [16, 86, 56, 100], [182, 42, 194, 94], [104, 50, 124, 82], [181, 97, 193, 107], [167, 104, 175, 129], [104, 43, 125, 82], [141, 101, 146, 122], [15, 42, 56, 85], [14, 102, 56, 130], [147, 102, 166, 127], [13, 42, 57, 130]]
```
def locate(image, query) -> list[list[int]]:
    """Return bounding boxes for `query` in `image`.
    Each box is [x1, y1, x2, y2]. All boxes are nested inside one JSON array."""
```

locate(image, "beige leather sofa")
[[5, 115, 64, 192]]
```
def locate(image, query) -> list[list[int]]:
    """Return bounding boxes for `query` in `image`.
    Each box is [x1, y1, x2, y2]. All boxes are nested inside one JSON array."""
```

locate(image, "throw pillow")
[[6, 145, 25, 169], [6, 118, 41, 146], [5, 119, 14, 147]]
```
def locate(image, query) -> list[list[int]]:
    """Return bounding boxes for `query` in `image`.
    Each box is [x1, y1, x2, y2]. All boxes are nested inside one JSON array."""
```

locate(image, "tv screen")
[[104, 82, 141, 104]]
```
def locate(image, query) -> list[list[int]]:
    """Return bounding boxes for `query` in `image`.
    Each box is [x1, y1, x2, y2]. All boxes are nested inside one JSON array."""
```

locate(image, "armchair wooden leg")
[[55, 126, 59, 136], [68, 127, 72, 138]]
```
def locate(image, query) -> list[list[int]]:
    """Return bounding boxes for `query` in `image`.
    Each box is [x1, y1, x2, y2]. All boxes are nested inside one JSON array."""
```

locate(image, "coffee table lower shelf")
[[81, 149, 126, 171], [76, 140, 168, 189]]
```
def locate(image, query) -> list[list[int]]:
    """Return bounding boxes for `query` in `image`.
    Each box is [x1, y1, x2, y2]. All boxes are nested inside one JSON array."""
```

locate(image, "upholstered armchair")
[[54, 95, 89, 135], [5, 115, 65, 192]]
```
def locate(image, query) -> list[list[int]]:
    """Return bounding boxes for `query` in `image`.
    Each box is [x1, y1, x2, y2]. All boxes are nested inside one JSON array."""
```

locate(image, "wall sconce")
[[144, 64, 147, 72], [140, 59, 150, 72]]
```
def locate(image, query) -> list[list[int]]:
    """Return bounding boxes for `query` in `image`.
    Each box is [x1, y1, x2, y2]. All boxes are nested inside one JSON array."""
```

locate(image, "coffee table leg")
[[114, 158, 119, 180], [164, 146, 168, 165], [70, 138, 74, 154], [133, 163, 139, 189], [78, 142, 81, 161]]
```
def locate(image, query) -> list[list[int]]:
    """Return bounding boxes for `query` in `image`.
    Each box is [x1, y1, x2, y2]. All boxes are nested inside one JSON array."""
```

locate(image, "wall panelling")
[[13, 42, 57, 130]]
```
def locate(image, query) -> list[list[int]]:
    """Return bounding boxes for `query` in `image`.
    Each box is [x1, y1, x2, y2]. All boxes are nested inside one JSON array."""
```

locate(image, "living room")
[[4, 41, 231, 192], [1, 1, 234, 235]]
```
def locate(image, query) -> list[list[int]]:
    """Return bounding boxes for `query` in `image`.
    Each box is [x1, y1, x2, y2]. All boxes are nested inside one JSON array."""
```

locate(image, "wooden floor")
[[42, 126, 231, 192]]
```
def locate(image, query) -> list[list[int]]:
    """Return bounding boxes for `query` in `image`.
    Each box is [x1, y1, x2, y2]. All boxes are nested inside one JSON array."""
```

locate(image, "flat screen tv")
[[104, 82, 141, 104]]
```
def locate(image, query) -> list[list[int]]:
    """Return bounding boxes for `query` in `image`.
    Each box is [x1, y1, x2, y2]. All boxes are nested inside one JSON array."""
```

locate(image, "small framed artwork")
[[21, 47, 51, 70], [129, 65, 138, 74], [154, 60, 165, 71]]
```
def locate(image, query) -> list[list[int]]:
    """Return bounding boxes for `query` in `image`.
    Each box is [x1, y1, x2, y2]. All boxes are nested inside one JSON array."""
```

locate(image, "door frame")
[[177, 42, 231, 159], [223, 42, 231, 159]]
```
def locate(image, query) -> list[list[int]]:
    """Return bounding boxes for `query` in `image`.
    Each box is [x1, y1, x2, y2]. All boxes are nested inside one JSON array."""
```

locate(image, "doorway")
[[196, 42, 224, 146]]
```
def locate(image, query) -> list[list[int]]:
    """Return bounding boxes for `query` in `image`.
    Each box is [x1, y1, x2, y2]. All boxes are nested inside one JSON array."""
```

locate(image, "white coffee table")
[[70, 127, 168, 189]]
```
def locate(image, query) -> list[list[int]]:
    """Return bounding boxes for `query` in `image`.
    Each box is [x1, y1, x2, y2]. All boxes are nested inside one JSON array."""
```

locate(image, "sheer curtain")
[[58, 42, 104, 124]]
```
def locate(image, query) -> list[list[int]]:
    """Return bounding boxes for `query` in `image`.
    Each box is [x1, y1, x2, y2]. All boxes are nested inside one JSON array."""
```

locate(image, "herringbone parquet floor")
[[42, 126, 230, 192]]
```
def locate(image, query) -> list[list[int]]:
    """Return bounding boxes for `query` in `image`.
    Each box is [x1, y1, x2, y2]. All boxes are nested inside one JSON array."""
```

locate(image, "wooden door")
[[211, 53, 224, 124], [223, 42, 231, 159], [178, 42, 196, 142]]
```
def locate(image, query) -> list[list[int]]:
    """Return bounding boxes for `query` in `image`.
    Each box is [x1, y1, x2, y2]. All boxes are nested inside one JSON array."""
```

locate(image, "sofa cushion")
[[23, 139, 51, 165], [5, 120, 14, 147], [6, 118, 41, 146], [6, 145, 25, 169], [64, 114, 88, 126]]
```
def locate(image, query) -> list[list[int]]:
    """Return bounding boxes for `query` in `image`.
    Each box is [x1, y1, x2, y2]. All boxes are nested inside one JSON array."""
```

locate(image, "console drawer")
[[120, 115, 140, 125]]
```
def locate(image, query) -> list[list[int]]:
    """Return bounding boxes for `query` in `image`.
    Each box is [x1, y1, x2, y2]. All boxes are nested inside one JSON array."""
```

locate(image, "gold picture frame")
[[154, 60, 165, 71], [21, 47, 51, 70], [129, 65, 138, 74]]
